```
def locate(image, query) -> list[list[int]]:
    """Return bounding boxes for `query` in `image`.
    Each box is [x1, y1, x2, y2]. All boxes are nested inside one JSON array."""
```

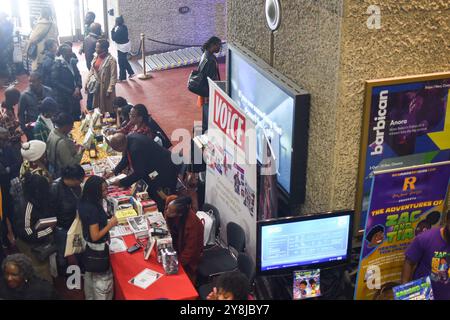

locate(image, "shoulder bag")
[[187, 57, 209, 97], [82, 242, 110, 273]]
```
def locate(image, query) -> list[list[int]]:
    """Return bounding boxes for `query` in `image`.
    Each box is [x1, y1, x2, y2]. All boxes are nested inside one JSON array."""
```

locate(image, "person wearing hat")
[[32, 97, 57, 143], [19, 140, 51, 183]]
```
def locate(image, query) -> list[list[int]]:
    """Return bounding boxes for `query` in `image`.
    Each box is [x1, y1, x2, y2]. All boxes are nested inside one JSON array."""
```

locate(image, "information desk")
[[110, 234, 199, 300]]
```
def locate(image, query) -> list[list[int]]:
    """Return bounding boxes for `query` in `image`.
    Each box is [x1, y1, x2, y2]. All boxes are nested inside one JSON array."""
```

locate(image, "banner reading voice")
[[355, 161, 450, 300]]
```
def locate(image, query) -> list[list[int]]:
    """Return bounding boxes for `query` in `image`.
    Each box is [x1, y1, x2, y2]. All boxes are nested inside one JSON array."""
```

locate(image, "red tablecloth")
[[110, 235, 199, 300]]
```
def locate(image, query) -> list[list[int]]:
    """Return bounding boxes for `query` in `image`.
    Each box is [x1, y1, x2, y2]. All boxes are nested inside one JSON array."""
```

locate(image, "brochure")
[[293, 269, 321, 300], [393, 277, 434, 300], [129, 268, 162, 290]]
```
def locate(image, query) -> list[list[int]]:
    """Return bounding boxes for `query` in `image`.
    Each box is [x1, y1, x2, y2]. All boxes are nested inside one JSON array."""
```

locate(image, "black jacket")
[[12, 188, 53, 245], [148, 118, 172, 149], [0, 277, 58, 300], [39, 51, 56, 87], [111, 25, 129, 44], [83, 33, 100, 70], [198, 51, 220, 97], [49, 178, 81, 230], [51, 57, 82, 99], [18, 86, 54, 129], [113, 133, 178, 191]]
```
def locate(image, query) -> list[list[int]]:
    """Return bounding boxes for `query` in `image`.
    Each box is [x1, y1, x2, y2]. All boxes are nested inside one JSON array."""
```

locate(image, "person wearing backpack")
[[27, 7, 59, 72], [46, 113, 84, 179]]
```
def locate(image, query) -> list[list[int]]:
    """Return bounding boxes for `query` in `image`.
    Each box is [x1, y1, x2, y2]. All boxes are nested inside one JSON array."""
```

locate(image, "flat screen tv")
[[257, 210, 354, 275], [227, 43, 310, 205]]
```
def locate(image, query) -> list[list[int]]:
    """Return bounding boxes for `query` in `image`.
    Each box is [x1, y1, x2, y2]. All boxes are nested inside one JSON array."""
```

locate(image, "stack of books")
[[127, 216, 149, 240], [115, 207, 138, 225]]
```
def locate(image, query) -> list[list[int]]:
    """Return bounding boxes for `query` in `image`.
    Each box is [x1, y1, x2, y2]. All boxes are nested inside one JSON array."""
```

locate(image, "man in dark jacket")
[[51, 45, 83, 121], [108, 133, 179, 211], [83, 23, 102, 71], [49, 165, 84, 275], [18, 72, 54, 140]]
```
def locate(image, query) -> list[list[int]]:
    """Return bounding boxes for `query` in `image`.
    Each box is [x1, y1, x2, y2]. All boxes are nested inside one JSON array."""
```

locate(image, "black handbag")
[[82, 244, 110, 273], [187, 70, 209, 97], [31, 239, 57, 262]]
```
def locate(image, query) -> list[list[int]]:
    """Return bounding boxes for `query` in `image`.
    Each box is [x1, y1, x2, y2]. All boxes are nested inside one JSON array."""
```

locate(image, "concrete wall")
[[227, 0, 450, 215], [117, 0, 226, 53]]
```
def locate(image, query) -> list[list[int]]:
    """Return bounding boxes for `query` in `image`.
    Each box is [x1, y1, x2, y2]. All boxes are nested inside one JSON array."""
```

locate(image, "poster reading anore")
[[357, 73, 450, 230], [355, 161, 450, 300], [204, 79, 257, 260]]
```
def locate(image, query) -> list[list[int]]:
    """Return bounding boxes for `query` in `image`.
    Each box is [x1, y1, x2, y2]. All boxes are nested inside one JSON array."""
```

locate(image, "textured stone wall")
[[227, 0, 450, 215], [117, 0, 226, 53], [332, 0, 450, 212]]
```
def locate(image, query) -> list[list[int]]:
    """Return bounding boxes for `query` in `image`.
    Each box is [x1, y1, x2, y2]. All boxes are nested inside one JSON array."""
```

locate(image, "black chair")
[[197, 222, 246, 283], [198, 252, 255, 300], [201, 203, 221, 249]]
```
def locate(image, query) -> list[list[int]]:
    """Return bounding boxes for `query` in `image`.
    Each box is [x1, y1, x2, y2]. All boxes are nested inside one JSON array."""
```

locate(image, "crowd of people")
[[0, 6, 251, 301]]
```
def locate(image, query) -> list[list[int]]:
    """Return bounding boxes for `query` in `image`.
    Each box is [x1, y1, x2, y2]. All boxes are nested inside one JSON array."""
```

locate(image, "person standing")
[[78, 11, 96, 58], [38, 39, 58, 87], [18, 72, 54, 140], [12, 173, 54, 283], [49, 165, 85, 276], [402, 210, 450, 300], [0, 87, 24, 152], [78, 176, 117, 300], [20, 140, 51, 183], [51, 45, 83, 121], [197, 36, 222, 133], [111, 16, 135, 82], [0, 12, 17, 88], [83, 23, 103, 111], [32, 97, 58, 143], [46, 113, 84, 179], [85, 40, 117, 114], [28, 7, 59, 72]]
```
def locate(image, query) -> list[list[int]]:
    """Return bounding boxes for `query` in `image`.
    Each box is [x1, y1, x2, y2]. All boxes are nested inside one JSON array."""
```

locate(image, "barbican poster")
[[356, 73, 450, 230]]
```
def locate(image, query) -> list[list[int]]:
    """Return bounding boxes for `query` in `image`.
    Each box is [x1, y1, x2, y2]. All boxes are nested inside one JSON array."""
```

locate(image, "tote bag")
[[64, 212, 86, 257]]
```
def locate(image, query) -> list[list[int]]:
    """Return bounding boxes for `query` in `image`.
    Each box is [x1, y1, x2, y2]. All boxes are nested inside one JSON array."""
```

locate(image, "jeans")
[[202, 102, 209, 134], [55, 227, 68, 273], [84, 269, 114, 300], [117, 50, 134, 80]]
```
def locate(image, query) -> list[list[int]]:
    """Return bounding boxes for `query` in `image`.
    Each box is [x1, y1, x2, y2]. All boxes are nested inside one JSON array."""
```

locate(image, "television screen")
[[229, 49, 295, 194], [257, 211, 353, 274]]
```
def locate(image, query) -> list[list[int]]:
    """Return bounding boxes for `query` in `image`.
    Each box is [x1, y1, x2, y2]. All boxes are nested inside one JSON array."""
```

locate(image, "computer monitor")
[[257, 211, 354, 275]]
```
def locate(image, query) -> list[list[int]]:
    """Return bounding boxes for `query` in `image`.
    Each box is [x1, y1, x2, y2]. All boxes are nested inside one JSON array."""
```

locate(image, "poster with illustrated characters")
[[355, 161, 450, 300], [356, 73, 450, 231], [205, 79, 257, 261]]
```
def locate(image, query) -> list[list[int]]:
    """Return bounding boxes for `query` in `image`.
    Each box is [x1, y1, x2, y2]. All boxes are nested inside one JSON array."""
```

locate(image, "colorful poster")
[[393, 276, 434, 300], [293, 269, 321, 300], [357, 73, 450, 230], [355, 161, 450, 300], [204, 79, 257, 261]]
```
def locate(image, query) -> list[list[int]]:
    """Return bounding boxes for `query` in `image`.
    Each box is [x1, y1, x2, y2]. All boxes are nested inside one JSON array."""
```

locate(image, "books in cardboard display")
[[293, 269, 321, 300], [393, 277, 434, 300]]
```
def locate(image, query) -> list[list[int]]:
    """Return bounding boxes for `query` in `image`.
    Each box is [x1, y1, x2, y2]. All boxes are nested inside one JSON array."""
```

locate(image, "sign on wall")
[[354, 161, 450, 300], [205, 79, 257, 260], [356, 72, 450, 231]]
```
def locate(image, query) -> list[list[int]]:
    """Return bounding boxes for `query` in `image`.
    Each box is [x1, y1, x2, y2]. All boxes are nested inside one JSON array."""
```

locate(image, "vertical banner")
[[356, 73, 450, 231], [204, 79, 257, 261], [355, 161, 450, 300]]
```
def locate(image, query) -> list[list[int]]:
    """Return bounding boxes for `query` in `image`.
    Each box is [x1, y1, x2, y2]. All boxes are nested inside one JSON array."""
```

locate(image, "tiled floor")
[[0, 45, 225, 300]]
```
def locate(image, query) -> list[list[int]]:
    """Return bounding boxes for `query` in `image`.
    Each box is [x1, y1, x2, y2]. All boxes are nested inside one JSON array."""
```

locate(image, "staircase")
[[138, 43, 227, 72]]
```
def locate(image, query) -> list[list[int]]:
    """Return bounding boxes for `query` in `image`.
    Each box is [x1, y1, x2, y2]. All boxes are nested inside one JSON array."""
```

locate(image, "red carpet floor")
[[0, 45, 225, 300]]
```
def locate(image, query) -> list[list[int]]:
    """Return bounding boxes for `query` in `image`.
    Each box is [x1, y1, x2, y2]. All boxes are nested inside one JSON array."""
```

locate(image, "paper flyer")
[[293, 269, 321, 300], [393, 277, 434, 300], [129, 268, 162, 290]]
